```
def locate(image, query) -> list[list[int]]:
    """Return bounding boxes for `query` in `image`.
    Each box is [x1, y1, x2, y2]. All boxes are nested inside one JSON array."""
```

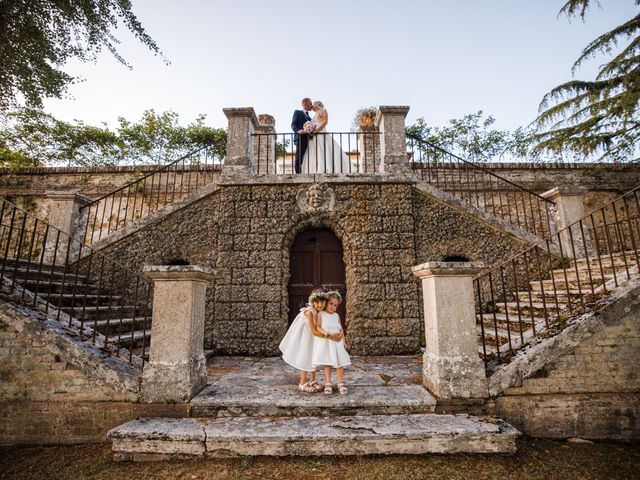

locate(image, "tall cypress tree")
[[533, 0, 640, 162]]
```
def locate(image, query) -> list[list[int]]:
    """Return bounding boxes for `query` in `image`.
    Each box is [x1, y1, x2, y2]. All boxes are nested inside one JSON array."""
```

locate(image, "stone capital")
[[412, 261, 485, 279], [223, 107, 259, 128], [44, 191, 93, 206], [377, 106, 410, 121], [143, 265, 216, 283], [541, 186, 586, 201]]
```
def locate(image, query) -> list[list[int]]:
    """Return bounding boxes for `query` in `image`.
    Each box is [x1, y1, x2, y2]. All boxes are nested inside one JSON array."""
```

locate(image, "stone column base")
[[142, 356, 207, 403], [423, 352, 488, 399]]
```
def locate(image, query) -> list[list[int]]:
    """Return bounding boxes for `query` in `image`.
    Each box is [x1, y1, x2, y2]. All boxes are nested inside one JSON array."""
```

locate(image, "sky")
[[43, 0, 637, 134]]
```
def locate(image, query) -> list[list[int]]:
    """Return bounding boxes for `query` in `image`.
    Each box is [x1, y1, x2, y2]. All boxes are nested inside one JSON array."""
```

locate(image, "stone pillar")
[[376, 106, 410, 174], [223, 107, 259, 177], [542, 187, 591, 258], [412, 261, 488, 399], [357, 125, 381, 173], [253, 113, 277, 174], [42, 191, 92, 264], [142, 265, 215, 403]]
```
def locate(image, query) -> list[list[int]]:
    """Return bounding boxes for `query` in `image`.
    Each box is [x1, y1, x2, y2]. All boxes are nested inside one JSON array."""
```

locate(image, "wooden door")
[[288, 228, 347, 330]]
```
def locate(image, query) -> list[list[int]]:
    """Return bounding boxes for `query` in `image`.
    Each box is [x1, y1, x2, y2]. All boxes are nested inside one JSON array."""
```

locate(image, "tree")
[[0, 108, 226, 167], [406, 111, 536, 162], [532, 0, 640, 162], [0, 0, 164, 110]]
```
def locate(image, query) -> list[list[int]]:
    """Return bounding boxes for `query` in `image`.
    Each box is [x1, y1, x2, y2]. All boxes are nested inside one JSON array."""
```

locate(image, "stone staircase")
[[1, 257, 152, 362], [478, 250, 639, 358], [108, 357, 520, 459]]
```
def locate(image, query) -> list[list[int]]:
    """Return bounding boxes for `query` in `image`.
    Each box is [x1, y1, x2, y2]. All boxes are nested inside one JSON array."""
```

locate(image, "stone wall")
[[94, 178, 529, 356], [495, 313, 640, 440], [0, 301, 186, 445], [2, 162, 635, 203]]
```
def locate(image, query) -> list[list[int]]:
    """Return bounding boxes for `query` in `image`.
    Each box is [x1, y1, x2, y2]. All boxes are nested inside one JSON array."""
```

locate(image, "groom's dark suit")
[[291, 109, 312, 174]]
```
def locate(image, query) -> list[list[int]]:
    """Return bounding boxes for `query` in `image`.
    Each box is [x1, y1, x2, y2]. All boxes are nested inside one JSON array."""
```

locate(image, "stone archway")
[[288, 228, 347, 331]]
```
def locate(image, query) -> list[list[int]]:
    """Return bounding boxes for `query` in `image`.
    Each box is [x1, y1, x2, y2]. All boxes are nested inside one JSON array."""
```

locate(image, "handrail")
[[0, 198, 153, 370], [406, 134, 555, 204], [407, 134, 556, 238], [474, 184, 640, 370], [81, 144, 215, 209], [81, 141, 223, 244]]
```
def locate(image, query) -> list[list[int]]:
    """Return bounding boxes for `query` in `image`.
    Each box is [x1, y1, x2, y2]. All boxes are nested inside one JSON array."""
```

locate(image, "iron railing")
[[81, 143, 223, 244], [252, 132, 381, 175], [474, 185, 640, 370], [407, 135, 556, 239], [0, 198, 153, 370]]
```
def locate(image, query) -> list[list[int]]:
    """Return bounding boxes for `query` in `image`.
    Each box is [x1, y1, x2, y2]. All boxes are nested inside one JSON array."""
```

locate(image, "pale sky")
[[43, 0, 637, 133]]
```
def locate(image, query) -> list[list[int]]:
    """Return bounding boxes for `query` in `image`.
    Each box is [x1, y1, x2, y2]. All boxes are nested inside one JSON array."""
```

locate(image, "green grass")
[[1, 438, 639, 480]]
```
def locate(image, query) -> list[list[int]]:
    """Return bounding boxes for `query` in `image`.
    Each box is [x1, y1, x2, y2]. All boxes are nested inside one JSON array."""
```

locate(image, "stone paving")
[[194, 355, 436, 417], [108, 356, 521, 459]]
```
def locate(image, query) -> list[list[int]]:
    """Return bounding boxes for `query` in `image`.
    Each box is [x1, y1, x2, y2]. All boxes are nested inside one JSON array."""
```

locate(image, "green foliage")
[[532, 0, 640, 162], [406, 111, 538, 162], [351, 106, 377, 130], [0, 0, 164, 110], [0, 108, 226, 167]]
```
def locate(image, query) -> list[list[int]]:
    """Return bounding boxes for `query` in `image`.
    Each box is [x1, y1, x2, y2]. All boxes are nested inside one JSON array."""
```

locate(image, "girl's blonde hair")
[[326, 290, 342, 303]]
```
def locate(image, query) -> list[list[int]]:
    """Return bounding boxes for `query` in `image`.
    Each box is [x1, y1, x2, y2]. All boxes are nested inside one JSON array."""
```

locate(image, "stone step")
[[13, 279, 99, 295], [550, 267, 620, 281], [39, 292, 122, 307], [64, 304, 141, 320], [576, 250, 638, 266], [495, 301, 565, 316], [478, 313, 544, 334], [190, 382, 437, 418], [107, 329, 151, 347], [92, 316, 151, 330], [108, 415, 519, 460], [0, 257, 67, 273], [6, 267, 89, 282], [529, 278, 598, 291], [515, 289, 582, 303]]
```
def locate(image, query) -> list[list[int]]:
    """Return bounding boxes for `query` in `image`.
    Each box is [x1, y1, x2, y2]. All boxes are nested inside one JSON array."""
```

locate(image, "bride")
[[302, 101, 355, 174]]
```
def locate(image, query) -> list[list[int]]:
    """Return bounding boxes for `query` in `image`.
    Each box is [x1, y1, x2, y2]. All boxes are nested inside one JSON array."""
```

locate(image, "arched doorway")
[[288, 228, 347, 330]]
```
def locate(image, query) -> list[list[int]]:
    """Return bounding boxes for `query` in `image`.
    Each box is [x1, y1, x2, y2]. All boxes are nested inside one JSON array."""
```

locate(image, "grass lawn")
[[0, 437, 639, 480]]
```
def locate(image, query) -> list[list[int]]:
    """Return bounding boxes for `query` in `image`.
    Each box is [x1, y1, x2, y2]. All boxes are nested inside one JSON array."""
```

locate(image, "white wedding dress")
[[302, 112, 355, 174]]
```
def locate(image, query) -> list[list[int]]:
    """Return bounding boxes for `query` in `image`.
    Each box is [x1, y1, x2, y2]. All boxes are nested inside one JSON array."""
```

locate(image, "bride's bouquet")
[[303, 121, 316, 134]]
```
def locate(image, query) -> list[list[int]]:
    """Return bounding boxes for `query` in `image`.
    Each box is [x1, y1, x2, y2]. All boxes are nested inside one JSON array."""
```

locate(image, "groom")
[[291, 97, 313, 174]]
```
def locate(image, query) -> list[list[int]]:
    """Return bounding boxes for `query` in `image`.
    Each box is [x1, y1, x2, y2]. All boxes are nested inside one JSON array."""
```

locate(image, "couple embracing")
[[279, 289, 350, 395], [291, 97, 354, 174]]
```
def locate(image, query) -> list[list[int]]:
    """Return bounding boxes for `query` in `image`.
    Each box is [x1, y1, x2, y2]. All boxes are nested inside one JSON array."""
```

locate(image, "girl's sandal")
[[338, 383, 348, 395], [299, 382, 316, 394], [323, 383, 333, 395], [309, 380, 324, 393]]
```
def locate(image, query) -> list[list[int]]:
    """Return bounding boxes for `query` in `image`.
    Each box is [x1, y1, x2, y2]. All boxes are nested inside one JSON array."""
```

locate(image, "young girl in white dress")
[[313, 291, 351, 395], [279, 289, 329, 393]]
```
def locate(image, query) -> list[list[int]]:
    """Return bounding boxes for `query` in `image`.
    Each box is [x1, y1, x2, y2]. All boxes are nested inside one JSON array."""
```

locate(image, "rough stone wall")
[[0, 307, 186, 445], [0, 319, 130, 403], [412, 191, 529, 264], [94, 179, 530, 356], [495, 313, 640, 440]]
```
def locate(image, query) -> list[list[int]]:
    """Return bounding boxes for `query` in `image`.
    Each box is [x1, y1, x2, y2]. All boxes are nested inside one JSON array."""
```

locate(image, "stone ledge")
[[108, 414, 519, 459], [216, 172, 419, 186]]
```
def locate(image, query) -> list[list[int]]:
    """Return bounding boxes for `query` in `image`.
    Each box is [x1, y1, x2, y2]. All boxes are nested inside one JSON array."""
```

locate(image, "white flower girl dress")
[[279, 305, 317, 372], [312, 311, 351, 368]]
